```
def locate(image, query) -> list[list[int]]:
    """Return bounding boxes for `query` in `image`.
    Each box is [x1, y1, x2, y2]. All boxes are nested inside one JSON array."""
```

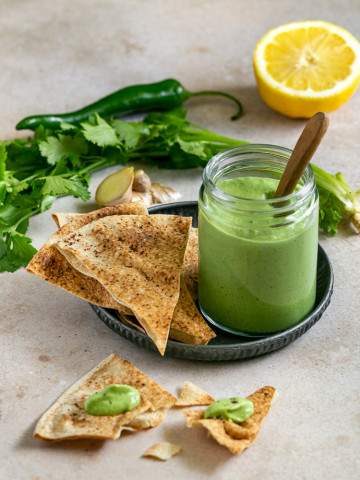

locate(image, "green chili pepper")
[[16, 79, 243, 131]]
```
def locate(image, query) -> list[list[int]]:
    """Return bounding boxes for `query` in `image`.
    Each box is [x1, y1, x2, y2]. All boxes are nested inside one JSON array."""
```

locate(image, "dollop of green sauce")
[[84, 384, 140, 416], [204, 397, 254, 423]]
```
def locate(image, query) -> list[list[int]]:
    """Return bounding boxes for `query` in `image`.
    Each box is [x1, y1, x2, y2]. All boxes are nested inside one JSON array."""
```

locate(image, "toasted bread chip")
[[117, 279, 215, 346], [51, 204, 148, 229], [117, 408, 168, 437], [51, 209, 212, 346], [117, 313, 146, 332], [175, 381, 214, 407], [28, 205, 147, 311], [182, 228, 198, 300], [28, 245, 120, 309], [127, 408, 167, 430], [55, 215, 191, 355], [34, 354, 176, 441], [185, 386, 276, 454], [171, 278, 215, 345], [52, 212, 81, 228], [142, 442, 182, 461]]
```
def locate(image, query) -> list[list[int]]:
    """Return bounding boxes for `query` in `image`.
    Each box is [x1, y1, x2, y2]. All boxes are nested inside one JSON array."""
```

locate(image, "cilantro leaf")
[[40, 195, 55, 213], [111, 120, 143, 149], [40, 176, 90, 200], [176, 138, 208, 159], [0, 232, 37, 273], [60, 122, 77, 131], [318, 187, 345, 235], [0, 203, 33, 228], [81, 114, 119, 147], [39, 134, 88, 165]]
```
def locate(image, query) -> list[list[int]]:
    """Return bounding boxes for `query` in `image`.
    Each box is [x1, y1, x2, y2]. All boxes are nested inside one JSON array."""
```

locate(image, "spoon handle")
[[276, 112, 329, 197]]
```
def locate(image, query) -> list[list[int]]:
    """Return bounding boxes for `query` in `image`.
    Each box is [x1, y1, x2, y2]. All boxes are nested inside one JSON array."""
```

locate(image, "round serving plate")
[[91, 201, 333, 361]]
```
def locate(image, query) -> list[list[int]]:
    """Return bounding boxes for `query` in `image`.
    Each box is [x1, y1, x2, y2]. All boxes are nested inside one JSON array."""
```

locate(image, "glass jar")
[[198, 144, 319, 336]]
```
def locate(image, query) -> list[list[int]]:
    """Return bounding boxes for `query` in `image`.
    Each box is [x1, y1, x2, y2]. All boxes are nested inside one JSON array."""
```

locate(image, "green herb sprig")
[[0, 108, 245, 272]]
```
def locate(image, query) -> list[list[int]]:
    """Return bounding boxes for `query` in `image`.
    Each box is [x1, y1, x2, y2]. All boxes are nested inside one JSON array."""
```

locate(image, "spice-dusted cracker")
[[175, 381, 214, 407], [127, 408, 167, 430], [28, 205, 146, 311], [116, 409, 168, 437], [185, 386, 276, 454], [182, 227, 198, 300], [117, 313, 146, 332], [51, 208, 213, 347], [34, 354, 176, 441], [28, 245, 119, 308], [171, 277, 215, 345], [51, 203, 148, 229], [55, 215, 191, 355], [116, 279, 215, 346], [142, 442, 182, 461]]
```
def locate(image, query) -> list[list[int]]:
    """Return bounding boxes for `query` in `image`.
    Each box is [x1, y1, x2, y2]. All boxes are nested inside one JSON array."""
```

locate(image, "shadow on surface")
[[162, 418, 234, 473]]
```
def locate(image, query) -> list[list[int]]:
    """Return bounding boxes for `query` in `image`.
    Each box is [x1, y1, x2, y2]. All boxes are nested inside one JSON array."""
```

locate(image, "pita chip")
[[34, 354, 176, 441], [175, 381, 214, 407], [27, 205, 147, 311], [117, 313, 146, 333], [185, 386, 276, 454], [55, 215, 191, 355], [127, 408, 167, 430], [116, 409, 168, 438], [51, 203, 148, 229], [52, 208, 212, 346], [116, 279, 215, 346], [182, 227, 198, 300], [52, 212, 83, 229], [170, 277, 215, 345], [142, 442, 182, 461]]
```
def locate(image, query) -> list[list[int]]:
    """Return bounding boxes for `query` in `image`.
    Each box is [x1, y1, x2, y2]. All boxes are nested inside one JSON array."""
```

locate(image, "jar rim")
[[202, 144, 316, 213]]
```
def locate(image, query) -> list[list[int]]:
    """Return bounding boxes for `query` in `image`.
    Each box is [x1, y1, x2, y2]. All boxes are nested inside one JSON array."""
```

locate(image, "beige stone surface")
[[1, 1, 359, 479]]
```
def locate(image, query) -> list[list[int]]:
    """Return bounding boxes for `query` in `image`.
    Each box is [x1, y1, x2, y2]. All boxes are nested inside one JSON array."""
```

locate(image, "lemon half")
[[253, 21, 360, 117]]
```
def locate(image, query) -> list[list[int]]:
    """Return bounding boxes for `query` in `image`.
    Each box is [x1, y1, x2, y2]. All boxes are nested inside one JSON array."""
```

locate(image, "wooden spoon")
[[275, 112, 329, 197]]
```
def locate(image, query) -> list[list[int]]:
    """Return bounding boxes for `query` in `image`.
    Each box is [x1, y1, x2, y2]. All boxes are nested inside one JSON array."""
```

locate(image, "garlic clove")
[[131, 191, 153, 207], [151, 183, 181, 205], [133, 169, 152, 193]]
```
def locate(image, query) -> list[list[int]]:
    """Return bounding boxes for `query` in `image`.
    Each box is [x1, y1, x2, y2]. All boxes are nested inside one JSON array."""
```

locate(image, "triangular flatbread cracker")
[[52, 211, 212, 346], [170, 277, 215, 345], [175, 381, 214, 407], [185, 386, 276, 454], [182, 228, 198, 300], [127, 408, 167, 430], [52, 212, 82, 228], [52, 203, 148, 229], [117, 278, 215, 346], [27, 205, 147, 311], [142, 442, 182, 461], [55, 215, 191, 355], [34, 354, 175, 441], [117, 313, 146, 332]]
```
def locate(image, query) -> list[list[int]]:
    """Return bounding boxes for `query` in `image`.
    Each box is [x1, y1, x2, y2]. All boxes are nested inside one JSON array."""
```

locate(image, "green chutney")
[[199, 176, 318, 334], [84, 384, 140, 416], [204, 397, 254, 423]]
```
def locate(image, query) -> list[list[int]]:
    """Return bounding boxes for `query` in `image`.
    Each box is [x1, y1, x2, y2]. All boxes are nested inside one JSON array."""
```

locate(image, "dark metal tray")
[[91, 201, 333, 361]]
